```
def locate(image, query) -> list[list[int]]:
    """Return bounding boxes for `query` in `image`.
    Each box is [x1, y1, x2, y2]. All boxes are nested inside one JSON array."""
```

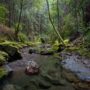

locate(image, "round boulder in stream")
[[25, 60, 40, 75]]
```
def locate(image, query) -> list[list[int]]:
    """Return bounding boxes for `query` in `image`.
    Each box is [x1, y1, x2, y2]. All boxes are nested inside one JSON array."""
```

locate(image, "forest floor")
[[0, 46, 90, 90]]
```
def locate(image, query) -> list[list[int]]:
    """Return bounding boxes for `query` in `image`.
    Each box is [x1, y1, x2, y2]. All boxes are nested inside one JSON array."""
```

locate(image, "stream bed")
[[61, 53, 90, 81], [0, 47, 90, 90]]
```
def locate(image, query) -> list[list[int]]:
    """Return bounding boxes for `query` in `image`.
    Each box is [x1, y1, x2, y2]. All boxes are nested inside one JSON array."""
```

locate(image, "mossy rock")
[[26, 41, 41, 47], [0, 51, 8, 65], [65, 45, 90, 58], [29, 47, 38, 54], [0, 68, 7, 80], [0, 41, 26, 49], [40, 50, 54, 55], [29, 46, 55, 55], [0, 43, 22, 61], [39, 45, 55, 55]]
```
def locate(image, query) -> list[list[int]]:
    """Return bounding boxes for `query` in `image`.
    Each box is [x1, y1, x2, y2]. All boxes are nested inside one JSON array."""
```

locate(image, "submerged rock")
[[62, 71, 79, 83], [39, 79, 51, 89], [41, 74, 66, 86]]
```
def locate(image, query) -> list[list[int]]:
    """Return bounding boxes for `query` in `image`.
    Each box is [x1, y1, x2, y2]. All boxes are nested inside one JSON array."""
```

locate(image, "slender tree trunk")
[[15, 0, 24, 41], [7, 0, 15, 27], [57, 0, 60, 31], [46, 0, 65, 45], [8, 1, 11, 27]]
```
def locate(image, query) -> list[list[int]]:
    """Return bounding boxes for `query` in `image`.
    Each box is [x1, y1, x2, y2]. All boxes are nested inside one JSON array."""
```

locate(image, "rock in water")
[[25, 60, 40, 75], [29, 48, 37, 54]]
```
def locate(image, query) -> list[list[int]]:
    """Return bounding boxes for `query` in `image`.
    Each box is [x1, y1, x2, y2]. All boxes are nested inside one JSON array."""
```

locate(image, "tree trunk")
[[57, 0, 60, 31], [15, 0, 24, 41], [46, 0, 65, 45]]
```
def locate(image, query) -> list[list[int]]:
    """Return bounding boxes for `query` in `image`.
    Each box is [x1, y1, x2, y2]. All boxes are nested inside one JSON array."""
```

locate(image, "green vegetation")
[[0, 51, 8, 65], [0, 4, 8, 24], [0, 68, 7, 79]]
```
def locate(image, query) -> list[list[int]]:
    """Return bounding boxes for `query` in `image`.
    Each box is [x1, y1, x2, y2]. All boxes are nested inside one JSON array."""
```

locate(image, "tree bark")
[[46, 0, 65, 45], [15, 0, 24, 41], [57, 0, 60, 31]]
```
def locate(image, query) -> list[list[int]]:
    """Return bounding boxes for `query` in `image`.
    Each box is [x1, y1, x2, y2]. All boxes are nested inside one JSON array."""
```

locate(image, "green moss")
[[52, 45, 59, 51], [52, 40, 59, 51], [65, 45, 90, 58], [0, 68, 7, 79], [53, 53, 63, 60], [65, 46, 79, 52], [0, 51, 8, 65], [78, 48, 90, 58], [0, 41, 25, 49], [0, 41, 22, 61], [26, 41, 41, 47]]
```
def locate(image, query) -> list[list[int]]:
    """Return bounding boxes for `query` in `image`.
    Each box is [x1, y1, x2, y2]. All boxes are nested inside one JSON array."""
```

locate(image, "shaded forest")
[[0, 0, 90, 90]]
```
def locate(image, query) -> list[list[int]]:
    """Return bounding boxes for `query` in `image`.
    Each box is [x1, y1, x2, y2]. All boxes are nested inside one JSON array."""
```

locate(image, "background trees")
[[0, 0, 90, 44]]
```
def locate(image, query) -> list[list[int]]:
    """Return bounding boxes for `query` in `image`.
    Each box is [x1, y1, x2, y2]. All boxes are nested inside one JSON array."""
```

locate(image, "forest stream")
[[0, 47, 90, 90], [0, 0, 90, 90]]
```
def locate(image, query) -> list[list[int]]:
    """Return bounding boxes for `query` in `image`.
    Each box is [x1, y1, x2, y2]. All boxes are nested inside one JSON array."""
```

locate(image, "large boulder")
[[0, 44, 22, 61]]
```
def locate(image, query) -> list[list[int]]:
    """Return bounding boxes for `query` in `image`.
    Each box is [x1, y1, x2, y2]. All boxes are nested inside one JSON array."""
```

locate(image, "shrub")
[[18, 33, 28, 43], [0, 4, 8, 24], [0, 68, 7, 79], [0, 51, 8, 65], [0, 24, 15, 41]]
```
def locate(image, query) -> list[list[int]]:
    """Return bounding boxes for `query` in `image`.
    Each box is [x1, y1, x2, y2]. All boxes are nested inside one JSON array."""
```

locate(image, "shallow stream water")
[[0, 47, 90, 90]]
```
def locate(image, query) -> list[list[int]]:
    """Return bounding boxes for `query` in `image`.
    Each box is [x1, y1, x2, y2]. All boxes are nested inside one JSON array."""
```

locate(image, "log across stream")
[[0, 47, 90, 90]]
